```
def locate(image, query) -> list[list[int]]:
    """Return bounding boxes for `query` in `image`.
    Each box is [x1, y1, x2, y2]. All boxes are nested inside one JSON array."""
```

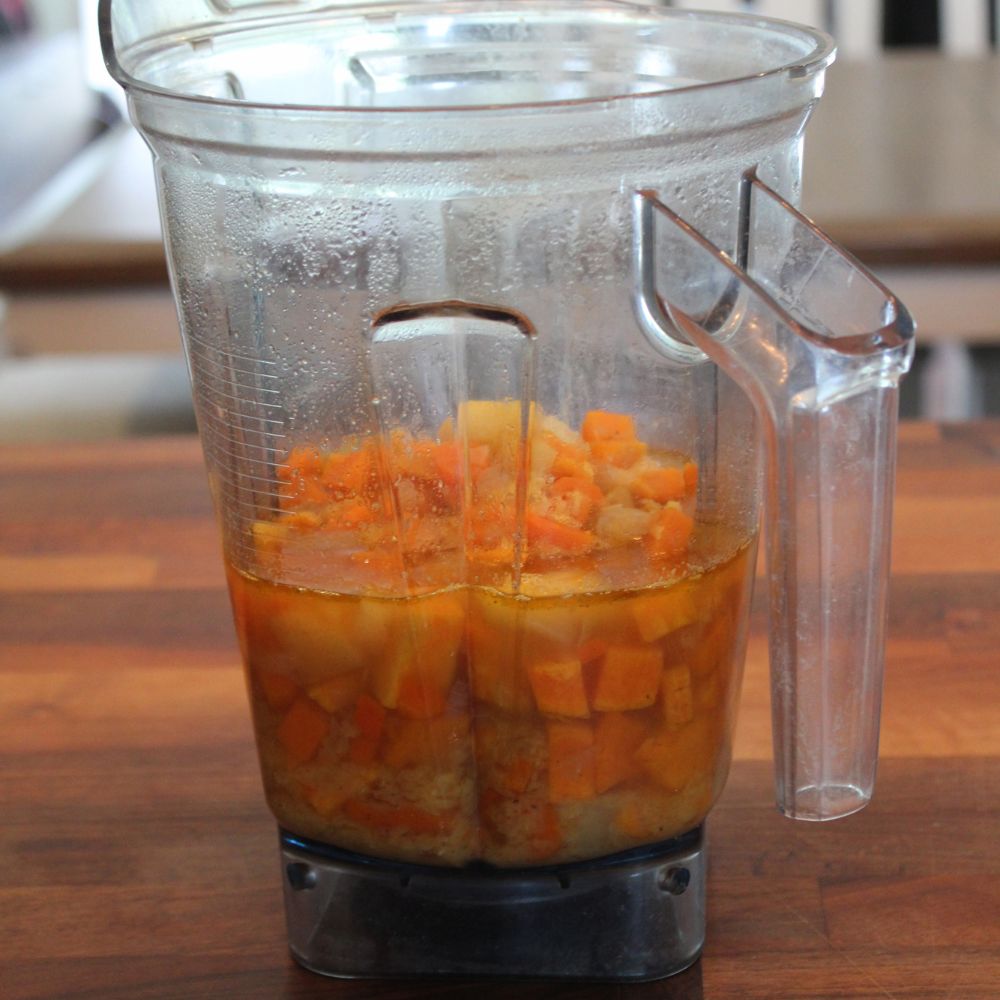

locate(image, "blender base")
[[279, 826, 705, 981]]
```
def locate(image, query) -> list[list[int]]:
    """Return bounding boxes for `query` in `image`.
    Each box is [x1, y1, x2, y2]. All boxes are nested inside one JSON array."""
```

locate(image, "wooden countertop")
[[2, 53, 999, 291], [2, 421, 999, 998]]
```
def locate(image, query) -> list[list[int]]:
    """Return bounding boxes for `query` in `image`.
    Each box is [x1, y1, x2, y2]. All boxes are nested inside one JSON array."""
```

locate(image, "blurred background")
[[1, 0, 998, 441]]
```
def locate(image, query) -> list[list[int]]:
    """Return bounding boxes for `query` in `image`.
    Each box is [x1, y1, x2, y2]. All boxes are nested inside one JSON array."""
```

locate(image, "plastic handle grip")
[[634, 174, 914, 820]]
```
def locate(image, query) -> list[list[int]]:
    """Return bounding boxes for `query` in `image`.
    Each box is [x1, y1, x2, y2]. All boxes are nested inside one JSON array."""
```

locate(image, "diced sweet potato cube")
[[369, 592, 465, 715], [308, 673, 363, 714], [591, 645, 662, 711], [546, 720, 596, 802], [662, 664, 694, 729], [276, 696, 330, 764], [527, 657, 590, 718], [469, 641, 535, 714], [499, 754, 536, 796], [645, 503, 694, 561], [577, 637, 610, 664], [265, 589, 375, 684], [635, 716, 716, 793], [631, 584, 698, 642], [258, 671, 300, 712], [594, 711, 650, 792], [382, 714, 471, 770], [689, 609, 737, 677], [349, 694, 386, 764]]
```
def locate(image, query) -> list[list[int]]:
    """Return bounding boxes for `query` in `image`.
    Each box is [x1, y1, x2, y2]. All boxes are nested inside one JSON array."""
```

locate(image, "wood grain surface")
[[1, 423, 998, 999]]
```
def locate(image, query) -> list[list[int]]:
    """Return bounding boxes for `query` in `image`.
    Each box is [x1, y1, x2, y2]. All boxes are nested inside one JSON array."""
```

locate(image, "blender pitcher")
[[101, 0, 914, 981]]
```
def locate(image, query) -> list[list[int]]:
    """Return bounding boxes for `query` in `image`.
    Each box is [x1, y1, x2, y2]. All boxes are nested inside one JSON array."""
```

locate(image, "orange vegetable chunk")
[[589, 439, 648, 469], [369, 592, 465, 716], [592, 644, 662, 712], [631, 466, 687, 504], [683, 461, 699, 494], [525, 510, 594, 557], [276, 696, 330, 764], [635, 716, 715, 793], [258, 671, 300, 712], [546, 720, 596, 801], [342, 798, 453, 837], [308, 673, 363, 714], [527, 656, 590, 719], [632, 583, 698, 642], [581, 410, 637, 443], [594, 711, 650, 793], [382, 714, 470, 770], [662, 664, 695, 729], [645, 503, 695, 561], [349, 694, 386, 764], [548, 477, 604, 527], [468, 624, 535, 713]]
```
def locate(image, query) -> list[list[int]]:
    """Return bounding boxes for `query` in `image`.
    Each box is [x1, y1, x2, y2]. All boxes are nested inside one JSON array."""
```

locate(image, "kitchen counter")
[[1, 420, 998, 998]]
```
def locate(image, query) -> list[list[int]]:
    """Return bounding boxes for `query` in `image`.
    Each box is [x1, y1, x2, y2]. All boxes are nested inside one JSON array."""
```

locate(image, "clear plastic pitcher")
[[101, 0, 913, 980]]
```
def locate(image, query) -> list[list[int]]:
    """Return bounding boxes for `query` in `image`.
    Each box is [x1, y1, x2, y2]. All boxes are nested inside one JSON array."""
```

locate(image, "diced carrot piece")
[[342, 798, 453, 837], [276, 696, 330, 764], [683, 461, 699, 495], [546, 720, 596, 802], [525, 510, 594, 557], [589, 439, 648, 468], [322, 446, 375, 497], [527, 657, 590, 718], [349, 694, 386, 764], [594, 711, 650, 793], [645, 503, 694, 561], [631, 466, 686, 504], [662, 664, 694, 729], [308, 673, 363, 714], [277, 445, 323, 482], [333, 503, 376, 529], [258, 671, 300, 712], [591, 644, 662, 711], [544, 432, 592, 479], [631, 583, 698, 642], [431, 440, 462, 488], [581, 410, 637, 443]]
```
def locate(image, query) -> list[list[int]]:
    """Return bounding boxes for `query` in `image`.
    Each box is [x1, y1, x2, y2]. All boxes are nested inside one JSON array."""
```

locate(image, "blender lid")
[[100, 0, 835, 114]]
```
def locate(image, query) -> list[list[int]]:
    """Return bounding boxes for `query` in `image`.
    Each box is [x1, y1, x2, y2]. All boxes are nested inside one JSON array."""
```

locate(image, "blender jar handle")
[[634, 174, 915, 821]]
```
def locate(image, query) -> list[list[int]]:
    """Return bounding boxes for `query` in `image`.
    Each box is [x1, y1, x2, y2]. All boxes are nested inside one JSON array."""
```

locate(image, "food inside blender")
[[227, 402, 754, 866]]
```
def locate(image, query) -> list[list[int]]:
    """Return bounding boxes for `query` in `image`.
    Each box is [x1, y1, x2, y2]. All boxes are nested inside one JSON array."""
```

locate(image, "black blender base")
[[279, 827, 705, 981]]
